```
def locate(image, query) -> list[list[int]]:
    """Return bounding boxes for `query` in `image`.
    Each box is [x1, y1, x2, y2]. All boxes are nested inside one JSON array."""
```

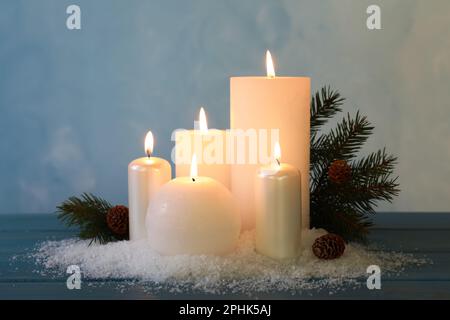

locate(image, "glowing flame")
[[199, 107, 208, 133], [145, 131, 154, 158], [190, 154, 198, 180], [266, 50, 275, 78], [274, 142, 281, 168]]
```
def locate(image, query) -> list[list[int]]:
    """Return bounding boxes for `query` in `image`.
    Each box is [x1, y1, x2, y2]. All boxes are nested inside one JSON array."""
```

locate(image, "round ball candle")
[[230, 51, 310, 230], [174, 108, 230, 189], [128, 131, 171, 241], [255, 142, 302, 260], [146, 155, 241, 255]]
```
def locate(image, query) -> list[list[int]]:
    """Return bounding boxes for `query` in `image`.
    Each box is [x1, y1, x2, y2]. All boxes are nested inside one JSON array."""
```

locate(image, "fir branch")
[[310, 133, 328, 170], [311, 206, 372, 242], [310, 86, 345, 133], [309, 86, 400, 242], [351, 148, 397, 182], [346, 175, 400, 213], [332, 210, 373, 242], [344, 150, 400, 213], [318, 150, 400, 213], [321, 111, 373, 162], [311, 112, 374, 193], [56, 193, 117, 245]]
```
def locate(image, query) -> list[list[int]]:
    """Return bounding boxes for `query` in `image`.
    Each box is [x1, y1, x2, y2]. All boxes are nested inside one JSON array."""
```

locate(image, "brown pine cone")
[[106, 205, 129, 237], [328, 160, 352, 184], [312, 233, 346, 260]]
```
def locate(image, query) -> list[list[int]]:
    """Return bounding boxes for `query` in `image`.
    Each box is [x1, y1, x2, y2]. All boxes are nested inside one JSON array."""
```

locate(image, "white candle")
[[255, 142, 302, 259], [128, 131, 171, 241], [146, 155, 240, 255], [174, 107, 230, 189], [230, 50, 310, 230]]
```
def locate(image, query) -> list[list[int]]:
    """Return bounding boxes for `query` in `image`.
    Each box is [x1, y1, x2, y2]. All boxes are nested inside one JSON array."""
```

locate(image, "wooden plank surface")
[[0, 213, 449, 300]]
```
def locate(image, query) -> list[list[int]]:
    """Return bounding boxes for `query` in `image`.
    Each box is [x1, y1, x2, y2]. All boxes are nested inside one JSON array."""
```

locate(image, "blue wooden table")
[[1, 213, 449, 299]]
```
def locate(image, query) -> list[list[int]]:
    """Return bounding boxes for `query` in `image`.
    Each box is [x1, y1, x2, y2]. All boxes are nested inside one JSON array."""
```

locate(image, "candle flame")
[[199, 107, 208, 133], [274, 142, 281, 168], [266, 50, 275, 78], [190, 154, 198, 180], [145, 131, 154, 158]]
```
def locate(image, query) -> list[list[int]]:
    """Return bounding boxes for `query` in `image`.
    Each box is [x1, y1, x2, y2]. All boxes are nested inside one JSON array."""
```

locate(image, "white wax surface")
[[230, 76, 310, 230], [255, 163, 302, 259], [128, 157, 171, 241], [146, 176, 241, 255]]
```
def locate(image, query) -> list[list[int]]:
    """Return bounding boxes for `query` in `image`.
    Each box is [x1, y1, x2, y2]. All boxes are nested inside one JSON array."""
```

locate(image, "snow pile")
[[29, 229, 427, 294]]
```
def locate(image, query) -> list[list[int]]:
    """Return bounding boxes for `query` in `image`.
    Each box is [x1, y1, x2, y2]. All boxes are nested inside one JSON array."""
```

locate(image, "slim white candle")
[[255, 142, 302, 259], [128, 131, 171, 240]]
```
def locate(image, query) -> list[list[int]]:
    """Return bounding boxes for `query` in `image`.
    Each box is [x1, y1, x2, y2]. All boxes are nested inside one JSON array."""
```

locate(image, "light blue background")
[[1, 0, 449, 213]]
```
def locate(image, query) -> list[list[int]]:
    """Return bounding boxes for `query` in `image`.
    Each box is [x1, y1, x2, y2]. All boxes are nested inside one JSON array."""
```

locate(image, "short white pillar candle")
[[174, 107, 230, 189]]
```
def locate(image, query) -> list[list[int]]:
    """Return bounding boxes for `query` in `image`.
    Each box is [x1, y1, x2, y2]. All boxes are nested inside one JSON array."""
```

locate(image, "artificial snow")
[[28, 229, 427, 295]]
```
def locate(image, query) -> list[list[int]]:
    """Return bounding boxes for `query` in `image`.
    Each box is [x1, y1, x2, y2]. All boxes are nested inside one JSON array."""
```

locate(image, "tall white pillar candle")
[[175, 108, 230, 189], [255, 143, 302, 259], [128, 131, 171, 240], [230, 51, 310, 230]]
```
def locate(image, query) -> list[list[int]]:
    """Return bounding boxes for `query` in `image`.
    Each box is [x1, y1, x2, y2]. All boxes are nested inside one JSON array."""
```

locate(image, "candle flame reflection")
[[145, 131, 154, 158], [266, 50, 275, 78]]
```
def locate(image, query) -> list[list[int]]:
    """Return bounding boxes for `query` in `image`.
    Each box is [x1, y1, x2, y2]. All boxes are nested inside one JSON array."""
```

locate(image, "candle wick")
[[146, 150, 152, 158], [192, 178, 196, 182], [276, 159, 280, 166]]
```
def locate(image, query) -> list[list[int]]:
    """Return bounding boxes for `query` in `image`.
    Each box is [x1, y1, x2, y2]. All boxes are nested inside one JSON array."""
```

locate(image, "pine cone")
[[328, 160, 352, 184], [106, 205, 129, 237], [312, 233, 346, 260]]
